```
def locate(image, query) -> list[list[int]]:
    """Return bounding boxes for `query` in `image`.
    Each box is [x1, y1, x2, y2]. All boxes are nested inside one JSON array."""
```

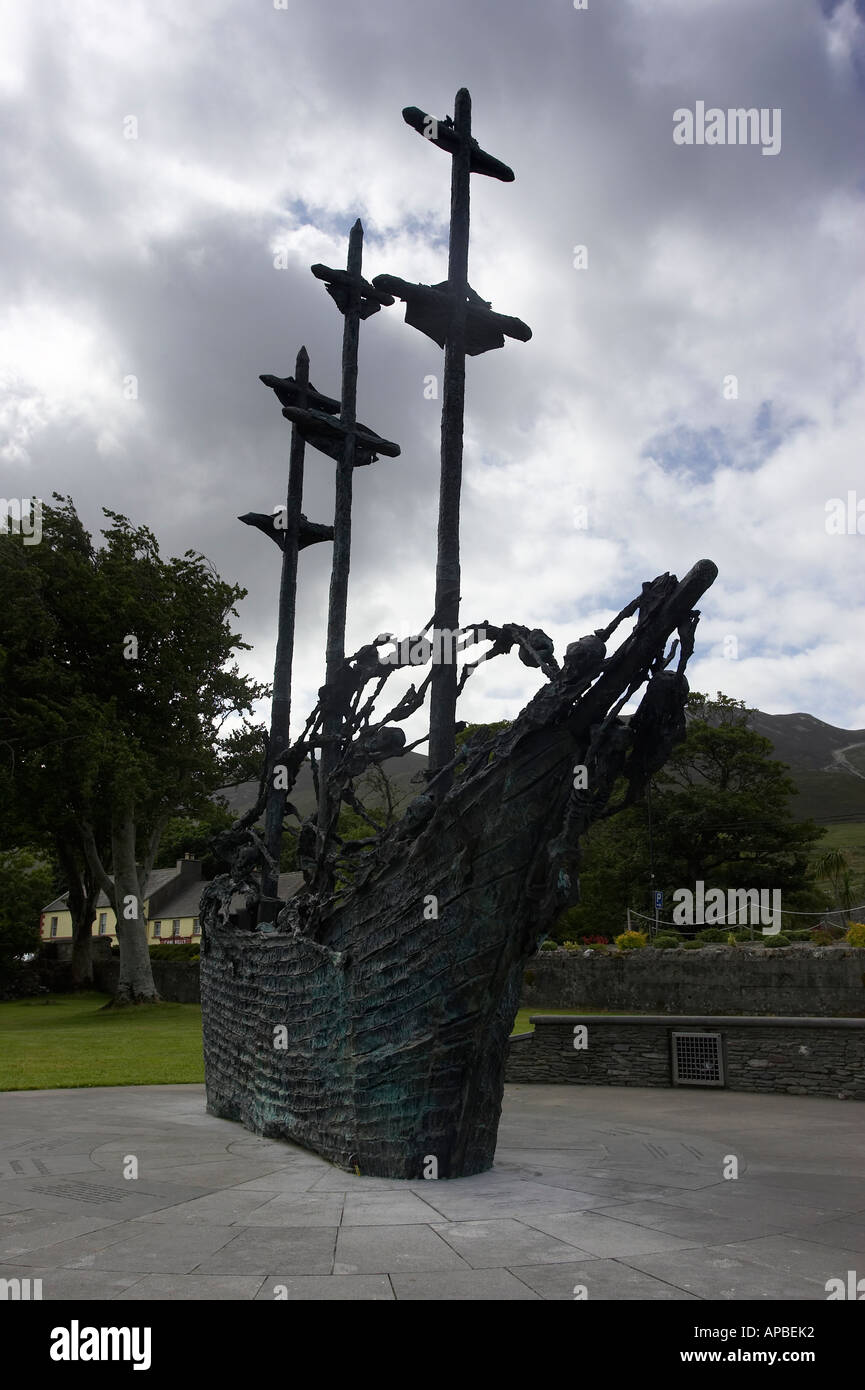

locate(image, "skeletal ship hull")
[[201, 560, 716, 1179], [201, 718, 578, 1180]]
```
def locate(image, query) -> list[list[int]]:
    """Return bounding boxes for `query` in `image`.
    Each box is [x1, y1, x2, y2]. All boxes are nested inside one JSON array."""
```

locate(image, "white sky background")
[[1, 0, 864, 744]]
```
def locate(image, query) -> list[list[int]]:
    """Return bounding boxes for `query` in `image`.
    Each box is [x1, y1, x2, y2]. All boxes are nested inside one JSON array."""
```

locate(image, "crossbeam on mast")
[[311, 220, 400, 888], [390, 89, 531, 795], [254, 345, 334, 924]]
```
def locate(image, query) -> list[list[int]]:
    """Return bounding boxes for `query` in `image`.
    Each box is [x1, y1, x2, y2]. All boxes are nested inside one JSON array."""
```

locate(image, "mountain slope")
[[215, 712, 865, 826], [749, 711, 865, 822]]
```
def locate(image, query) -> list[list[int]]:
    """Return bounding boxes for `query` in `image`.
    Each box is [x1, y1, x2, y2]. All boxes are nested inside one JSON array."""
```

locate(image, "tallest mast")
[[375, 89, 531, 795], [431, 88, 472, 782]]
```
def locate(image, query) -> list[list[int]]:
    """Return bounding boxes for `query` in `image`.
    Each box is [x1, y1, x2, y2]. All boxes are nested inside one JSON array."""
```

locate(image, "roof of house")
[[42, 863, 304, 919], [42, 861, 201, 917]]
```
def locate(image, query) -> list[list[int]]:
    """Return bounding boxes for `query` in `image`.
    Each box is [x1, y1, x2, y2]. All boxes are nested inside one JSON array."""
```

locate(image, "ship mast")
[[281, 221, 399, 891], [374, 88, 531, 796], [251, 346, 337, 924]]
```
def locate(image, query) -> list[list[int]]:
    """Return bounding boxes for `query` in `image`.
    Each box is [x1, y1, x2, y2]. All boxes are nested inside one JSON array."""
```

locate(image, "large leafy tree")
[[0, 501, 109, 985], [0, 496, 267, 1002], [557, 692, 825, 939], [0, 849, 55, 981]]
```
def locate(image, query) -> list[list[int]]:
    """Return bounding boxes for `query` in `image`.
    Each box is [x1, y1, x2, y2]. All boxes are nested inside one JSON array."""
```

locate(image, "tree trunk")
[[70, 885, 97, 987], [57, 840, 96, 988], [111, 808, 159, 1004]]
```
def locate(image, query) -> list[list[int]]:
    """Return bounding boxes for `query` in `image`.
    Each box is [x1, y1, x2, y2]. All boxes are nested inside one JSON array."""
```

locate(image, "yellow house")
[[40, 858, 205, 945]]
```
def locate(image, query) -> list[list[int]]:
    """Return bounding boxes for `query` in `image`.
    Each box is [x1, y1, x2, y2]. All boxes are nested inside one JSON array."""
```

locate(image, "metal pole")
[[317, 220, 362, 847], [646, 778, 657, 938], [260, 345, 309, 916], [428, 88, 471, 794]]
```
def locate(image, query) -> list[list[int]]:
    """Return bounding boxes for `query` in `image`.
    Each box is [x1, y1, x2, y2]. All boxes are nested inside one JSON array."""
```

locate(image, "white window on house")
[[192, 918, 201, 936], [172, 919, 181, 937], [153, 921, 162, 938], [50, 917, 58, 938], [98, 912, 107, 935]]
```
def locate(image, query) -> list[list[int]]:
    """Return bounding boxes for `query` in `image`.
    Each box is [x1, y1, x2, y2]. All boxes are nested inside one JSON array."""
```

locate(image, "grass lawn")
[[0, 992, 204, 1091], [813, 822, 865, 891], [0, 994, 614, 1092]]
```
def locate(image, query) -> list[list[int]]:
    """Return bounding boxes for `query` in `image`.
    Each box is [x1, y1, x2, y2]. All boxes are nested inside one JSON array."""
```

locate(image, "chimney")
[[176, 858, 204, 882]]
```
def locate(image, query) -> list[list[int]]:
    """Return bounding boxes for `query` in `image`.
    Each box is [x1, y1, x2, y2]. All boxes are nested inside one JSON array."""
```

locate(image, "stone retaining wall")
[[91, 959, 200, 1003], [521, 946, 865, 1016], [505, 1014, 865, 1099]]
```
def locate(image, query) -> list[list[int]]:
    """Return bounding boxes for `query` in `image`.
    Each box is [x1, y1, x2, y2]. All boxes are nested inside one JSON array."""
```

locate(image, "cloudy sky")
[[2, 0, 864, 746]]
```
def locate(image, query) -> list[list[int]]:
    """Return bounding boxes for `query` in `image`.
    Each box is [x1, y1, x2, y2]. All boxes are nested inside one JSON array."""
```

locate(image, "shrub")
[[812, 923, 846, 941], [653, 935, 680, 950], [562, 940, 582, 952], [697, 928, 730, 943], [613, 930, 648, 951], [682, 939, 705, 950], [809, 924, 844, 945], [726, 933, 737, 946], [582, 935, 609, 945], [761, 933, 791, 948], [845, 921, 865, 948], [539, 940, 559, 952], [148, 943, 201, 961]]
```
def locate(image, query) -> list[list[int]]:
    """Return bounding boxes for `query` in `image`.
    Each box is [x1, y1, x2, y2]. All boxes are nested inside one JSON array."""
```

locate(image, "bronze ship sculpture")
[[199, 90, 718, 1179]]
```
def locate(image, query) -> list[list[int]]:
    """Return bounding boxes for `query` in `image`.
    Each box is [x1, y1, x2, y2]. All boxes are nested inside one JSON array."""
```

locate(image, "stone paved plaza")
[[1, 1083, 863, 1301]]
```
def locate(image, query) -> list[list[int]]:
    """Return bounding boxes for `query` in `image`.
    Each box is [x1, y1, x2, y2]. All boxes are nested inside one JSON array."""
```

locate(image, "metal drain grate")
[[30, 1180, 130, 1203], [671, 1032, 725, 1087]]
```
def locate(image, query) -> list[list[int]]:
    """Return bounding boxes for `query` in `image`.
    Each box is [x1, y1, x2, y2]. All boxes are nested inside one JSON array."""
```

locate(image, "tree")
[[0, 497, 267, 1002], [0, 849, 55, 981], [154, 803, 235, 876], [557, 692, 825, 939], [0, 501, 110, 985], [812, 847, 858, 924]]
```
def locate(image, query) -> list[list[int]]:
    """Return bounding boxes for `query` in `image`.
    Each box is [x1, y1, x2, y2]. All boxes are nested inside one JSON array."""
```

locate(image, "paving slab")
[[232, 1170, 336, 1193], [622, 1245, 828, 1300], [333, 1224, 468, 1274], [590, 1199, 787, 1245], [0, 1176, 214, 1221], [59, 1223, 240, 1274], [253, 1274, 394, 1300], [0, 1082, 862, 1299], [520, 1209, 704, 1258], [431, 1217, 589, 1269], [136, 1190, 280, 1225], [193, 1226, 337, 1277], [341, 1192, 443, 1225], [240, 1193, 346, 1227], [0, 1211, 121, 1260], [718, 1233, 865, 1282], [0, 1263, 146, 1300], [11, 1220, 153, 1267], [417, 1178, 610, 1222], [509, 1258, 701, 1301], [390, 1268, 541, 1300], [803, 1218, 865, 1254], [114, 1273, 267, 1300]]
